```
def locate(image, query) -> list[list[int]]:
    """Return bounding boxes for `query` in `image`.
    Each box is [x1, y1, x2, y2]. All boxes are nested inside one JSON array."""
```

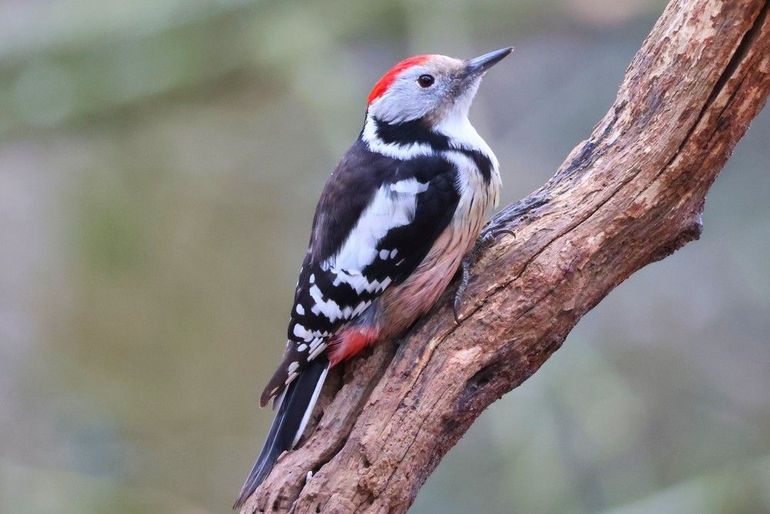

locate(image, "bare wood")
[[240, 1, 770, 512]]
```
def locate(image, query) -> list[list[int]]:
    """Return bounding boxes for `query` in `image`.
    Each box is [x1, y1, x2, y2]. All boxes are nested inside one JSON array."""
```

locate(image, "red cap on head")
[[367, 54, 432, 105]]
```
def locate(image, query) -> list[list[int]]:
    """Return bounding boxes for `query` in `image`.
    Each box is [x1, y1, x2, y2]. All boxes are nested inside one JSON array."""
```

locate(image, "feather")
[[234, 355, 330, 509]]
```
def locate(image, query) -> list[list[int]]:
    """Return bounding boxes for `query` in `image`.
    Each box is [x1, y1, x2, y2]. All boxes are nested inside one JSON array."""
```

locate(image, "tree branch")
[[240, 1, 770, 512]]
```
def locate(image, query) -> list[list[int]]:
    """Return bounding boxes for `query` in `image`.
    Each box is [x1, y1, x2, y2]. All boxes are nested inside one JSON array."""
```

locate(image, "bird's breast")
[[378, 147, 500, 338]]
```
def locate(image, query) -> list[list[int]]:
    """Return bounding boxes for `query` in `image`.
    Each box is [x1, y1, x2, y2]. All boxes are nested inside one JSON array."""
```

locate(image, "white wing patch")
[[325, 180, 425, 272], [389, 178, 429, 194]]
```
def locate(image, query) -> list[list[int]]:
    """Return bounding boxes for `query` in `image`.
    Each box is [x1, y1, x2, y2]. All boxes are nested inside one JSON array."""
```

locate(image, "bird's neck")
[[434, 112, 493, 157], [360, 113, 493, 162]]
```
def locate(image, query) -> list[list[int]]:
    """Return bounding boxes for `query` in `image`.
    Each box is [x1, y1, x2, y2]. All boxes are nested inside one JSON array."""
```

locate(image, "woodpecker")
[[235, 47, 512, 508]]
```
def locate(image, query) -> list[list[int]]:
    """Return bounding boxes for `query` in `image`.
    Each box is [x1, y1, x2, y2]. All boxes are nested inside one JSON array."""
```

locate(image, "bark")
[[240, 1, 770, 512]]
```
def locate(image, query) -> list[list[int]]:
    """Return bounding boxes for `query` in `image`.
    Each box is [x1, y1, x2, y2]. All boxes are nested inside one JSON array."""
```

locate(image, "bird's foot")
[[452, 228, 515, 323], [453, 257, 472, 323]]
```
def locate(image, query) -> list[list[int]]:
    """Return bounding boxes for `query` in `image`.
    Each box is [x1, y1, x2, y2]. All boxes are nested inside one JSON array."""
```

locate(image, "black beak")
[[463, 47, 513, 77]]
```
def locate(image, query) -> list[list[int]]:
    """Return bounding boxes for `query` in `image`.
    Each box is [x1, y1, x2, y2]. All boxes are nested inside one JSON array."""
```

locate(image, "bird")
[[234, 47, 512, 509]]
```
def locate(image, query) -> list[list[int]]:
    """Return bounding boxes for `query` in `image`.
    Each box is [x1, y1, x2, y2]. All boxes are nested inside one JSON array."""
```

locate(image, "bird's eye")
[[417, 74, 435, 88]]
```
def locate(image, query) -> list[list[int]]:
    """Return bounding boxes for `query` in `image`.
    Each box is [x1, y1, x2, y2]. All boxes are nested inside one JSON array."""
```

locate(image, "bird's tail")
[[233, 355, 330, 510]]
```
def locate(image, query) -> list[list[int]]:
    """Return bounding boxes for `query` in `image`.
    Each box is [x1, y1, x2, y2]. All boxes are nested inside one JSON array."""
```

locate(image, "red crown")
[[367, 55, 432, 105]]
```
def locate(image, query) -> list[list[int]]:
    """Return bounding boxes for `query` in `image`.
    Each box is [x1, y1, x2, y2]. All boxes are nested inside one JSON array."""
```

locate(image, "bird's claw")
[[453, 258, 471, 323], [452, 227, 515, 323], [481, 227, 516, 244]]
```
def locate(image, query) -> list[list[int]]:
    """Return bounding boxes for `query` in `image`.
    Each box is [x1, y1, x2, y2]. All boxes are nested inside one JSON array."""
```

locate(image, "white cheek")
[[373, 83, 434, 123]]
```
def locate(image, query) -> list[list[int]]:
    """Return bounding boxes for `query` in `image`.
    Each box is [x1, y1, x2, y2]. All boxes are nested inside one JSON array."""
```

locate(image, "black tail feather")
[[234, 355, 330, 510]]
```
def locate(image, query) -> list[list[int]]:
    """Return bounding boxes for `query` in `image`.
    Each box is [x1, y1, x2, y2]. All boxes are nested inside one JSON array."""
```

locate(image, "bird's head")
[[365, 47, 513, 127]]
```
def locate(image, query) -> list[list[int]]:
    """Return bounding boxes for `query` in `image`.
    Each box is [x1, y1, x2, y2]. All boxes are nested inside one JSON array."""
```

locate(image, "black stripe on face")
[[373, 117, 451, 149], [372, 117, 493, 184]]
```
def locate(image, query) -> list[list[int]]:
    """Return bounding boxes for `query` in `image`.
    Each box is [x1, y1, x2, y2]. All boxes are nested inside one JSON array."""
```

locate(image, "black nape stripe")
[[372, 117, 493, 183], [374, 117, 451, 149]]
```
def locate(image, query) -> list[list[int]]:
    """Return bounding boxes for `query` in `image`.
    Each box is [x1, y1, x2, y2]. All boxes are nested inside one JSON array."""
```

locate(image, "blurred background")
[[1, 0, 769, 513]]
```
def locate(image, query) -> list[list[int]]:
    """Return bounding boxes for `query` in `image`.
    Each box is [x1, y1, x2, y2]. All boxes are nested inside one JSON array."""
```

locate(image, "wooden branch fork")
[[240, 1, 770, 512]]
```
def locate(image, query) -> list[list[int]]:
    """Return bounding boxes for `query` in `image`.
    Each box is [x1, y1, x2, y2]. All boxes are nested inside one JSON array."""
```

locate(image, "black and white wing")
[[260, 139, 460, 406]]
